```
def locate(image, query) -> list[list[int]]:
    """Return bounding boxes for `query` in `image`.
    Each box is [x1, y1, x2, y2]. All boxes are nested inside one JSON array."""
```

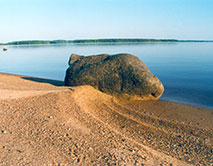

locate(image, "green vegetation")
[[2, 38, 213, 45], [71, 38, 179, 43], [7, 40, 51, 45]]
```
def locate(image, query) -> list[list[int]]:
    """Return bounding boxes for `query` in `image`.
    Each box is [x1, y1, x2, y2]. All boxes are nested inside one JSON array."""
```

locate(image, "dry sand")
[[0, 73, 212, 165]]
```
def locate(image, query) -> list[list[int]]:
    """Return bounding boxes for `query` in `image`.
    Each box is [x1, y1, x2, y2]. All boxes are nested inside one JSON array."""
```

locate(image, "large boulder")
[[65, 53, 164, 100]]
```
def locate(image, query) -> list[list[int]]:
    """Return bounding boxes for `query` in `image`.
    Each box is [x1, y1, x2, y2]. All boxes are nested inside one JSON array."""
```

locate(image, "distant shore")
[[1, 38, 213, 46]]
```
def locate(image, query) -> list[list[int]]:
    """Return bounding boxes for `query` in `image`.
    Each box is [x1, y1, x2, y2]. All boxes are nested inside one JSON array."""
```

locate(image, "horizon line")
[[1, 38, 213, 45]]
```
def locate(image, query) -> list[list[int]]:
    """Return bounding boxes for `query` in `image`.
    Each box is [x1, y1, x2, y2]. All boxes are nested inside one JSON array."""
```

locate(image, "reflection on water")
[[0, 42, 213, 108]]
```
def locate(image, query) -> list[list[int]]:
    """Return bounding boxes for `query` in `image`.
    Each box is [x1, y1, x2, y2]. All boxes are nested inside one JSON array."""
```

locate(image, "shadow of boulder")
[[21, 77, 64, 86]]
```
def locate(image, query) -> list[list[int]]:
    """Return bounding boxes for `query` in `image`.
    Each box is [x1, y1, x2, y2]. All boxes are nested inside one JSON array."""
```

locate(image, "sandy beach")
[[0, 72, 212, 165]]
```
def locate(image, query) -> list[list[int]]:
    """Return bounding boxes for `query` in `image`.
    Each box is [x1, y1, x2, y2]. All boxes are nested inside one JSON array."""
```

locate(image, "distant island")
[[1, 38, 213, 45]]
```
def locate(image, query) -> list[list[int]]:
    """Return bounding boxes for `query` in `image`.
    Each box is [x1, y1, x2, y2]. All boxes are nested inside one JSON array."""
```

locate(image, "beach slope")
[[0, 73, 212, 165]]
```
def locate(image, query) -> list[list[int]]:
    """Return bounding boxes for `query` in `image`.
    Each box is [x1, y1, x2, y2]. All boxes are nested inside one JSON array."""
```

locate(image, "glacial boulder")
[[65, 53, 164, 100]]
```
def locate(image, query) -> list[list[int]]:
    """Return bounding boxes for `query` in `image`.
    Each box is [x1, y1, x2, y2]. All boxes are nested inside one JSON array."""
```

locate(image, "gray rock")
[[65, 53, 164, 100]]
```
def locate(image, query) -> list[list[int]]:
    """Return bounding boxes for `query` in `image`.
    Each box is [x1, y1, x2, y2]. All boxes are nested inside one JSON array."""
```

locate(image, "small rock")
[[177, 135, 182, 138], [17, 150, 22, 153], [1, 130, 6, 134]]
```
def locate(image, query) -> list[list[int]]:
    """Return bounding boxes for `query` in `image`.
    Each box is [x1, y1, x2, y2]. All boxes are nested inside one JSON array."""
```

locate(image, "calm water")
[[0, 42, 213, 108]]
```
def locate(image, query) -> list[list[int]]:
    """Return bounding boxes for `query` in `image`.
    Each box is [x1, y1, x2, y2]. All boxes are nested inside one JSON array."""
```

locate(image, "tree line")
[[2, 38, 212, 45]]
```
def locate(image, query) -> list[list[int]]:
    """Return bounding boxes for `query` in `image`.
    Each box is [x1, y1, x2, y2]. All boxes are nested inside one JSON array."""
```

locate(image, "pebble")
[[17, 150, 22, 153], [1, 130, 6, 134], [177, 135, 182, 138]]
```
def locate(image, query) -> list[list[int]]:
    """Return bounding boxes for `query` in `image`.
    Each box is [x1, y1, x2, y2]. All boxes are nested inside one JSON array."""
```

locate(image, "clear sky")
[[0, 0, 213, 43]]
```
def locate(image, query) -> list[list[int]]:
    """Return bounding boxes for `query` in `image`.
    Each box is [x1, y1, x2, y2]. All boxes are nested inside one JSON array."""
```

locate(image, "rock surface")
[[65, 53, 164, 100]]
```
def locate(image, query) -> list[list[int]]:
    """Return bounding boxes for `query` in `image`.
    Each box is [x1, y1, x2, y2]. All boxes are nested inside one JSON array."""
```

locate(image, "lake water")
[[0, 42, 213, 108]]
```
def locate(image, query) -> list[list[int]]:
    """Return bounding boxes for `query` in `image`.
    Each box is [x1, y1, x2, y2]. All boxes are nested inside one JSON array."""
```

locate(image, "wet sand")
[[0, 73, 212, 165]]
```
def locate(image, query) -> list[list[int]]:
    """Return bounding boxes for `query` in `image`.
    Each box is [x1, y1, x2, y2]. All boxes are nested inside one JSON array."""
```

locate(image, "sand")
[[0, 73, 212, 165]]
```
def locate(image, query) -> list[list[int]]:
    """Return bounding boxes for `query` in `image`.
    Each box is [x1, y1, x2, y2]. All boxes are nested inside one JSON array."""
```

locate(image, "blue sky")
[[0, 0, 213, 42]]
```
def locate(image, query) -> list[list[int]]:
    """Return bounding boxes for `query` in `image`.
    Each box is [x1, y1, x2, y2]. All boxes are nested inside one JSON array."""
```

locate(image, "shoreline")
[[159, 98, 213, 110], [1, 72, 212, 110], [1, 38, 213, 46], [0, 72, 212, 165]]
